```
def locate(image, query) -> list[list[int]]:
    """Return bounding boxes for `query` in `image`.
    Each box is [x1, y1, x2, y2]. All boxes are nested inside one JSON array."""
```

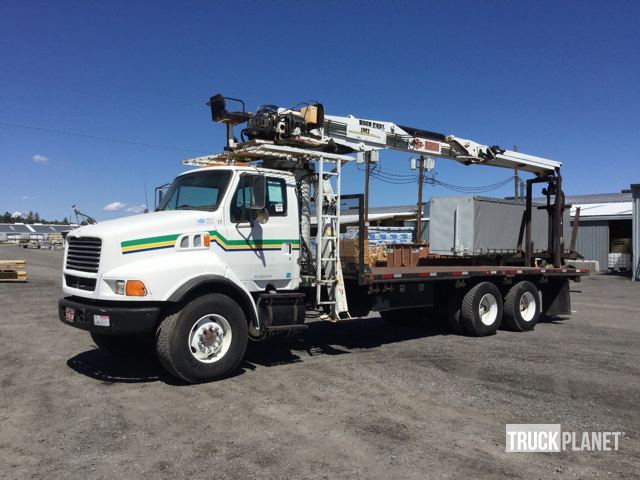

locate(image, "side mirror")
[[250, 175, 266, 210]]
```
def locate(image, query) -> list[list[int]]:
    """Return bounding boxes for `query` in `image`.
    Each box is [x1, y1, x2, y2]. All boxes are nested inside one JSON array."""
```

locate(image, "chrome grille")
[[66, 237, 101, 273]]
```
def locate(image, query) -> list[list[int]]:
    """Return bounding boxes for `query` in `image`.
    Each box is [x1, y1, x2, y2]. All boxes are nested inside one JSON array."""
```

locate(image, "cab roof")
[[177, 164, 294, 178]]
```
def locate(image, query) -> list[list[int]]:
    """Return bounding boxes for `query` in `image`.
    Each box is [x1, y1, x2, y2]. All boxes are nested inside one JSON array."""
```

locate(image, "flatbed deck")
[[349, 265, 588, 284]]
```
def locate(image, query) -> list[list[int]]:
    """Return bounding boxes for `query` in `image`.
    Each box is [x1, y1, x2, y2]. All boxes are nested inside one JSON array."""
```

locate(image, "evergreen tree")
[[34, 212, 41, 223]]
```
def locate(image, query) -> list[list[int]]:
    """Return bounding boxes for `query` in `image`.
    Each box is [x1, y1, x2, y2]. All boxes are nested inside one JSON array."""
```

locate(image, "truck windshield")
[[158, 171, 232, 212]]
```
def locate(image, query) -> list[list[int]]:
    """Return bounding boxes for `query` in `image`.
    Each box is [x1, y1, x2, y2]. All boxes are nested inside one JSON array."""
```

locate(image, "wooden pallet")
[[0, 260, 28, 282]]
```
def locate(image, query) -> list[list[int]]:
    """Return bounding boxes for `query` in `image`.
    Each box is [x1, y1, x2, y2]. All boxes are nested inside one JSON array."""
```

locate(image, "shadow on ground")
[[66, 315, 451, 384], [66, 314, 565, 384], [66, 348, 186, 385]]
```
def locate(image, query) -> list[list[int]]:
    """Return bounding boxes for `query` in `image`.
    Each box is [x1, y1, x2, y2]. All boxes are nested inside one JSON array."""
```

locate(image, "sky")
[[1, 0, 639, 221]]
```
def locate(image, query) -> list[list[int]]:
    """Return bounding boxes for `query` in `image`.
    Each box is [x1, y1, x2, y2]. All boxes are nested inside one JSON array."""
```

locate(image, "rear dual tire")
[[460, 282, 503, 336], [503, 281, 540, 331]]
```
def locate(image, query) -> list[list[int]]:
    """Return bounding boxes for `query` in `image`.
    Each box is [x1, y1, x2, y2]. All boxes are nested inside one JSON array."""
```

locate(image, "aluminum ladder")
[[315, 155, 349, 320]]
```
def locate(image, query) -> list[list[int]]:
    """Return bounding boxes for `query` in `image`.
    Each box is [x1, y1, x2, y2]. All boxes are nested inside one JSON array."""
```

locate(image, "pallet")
[[0, 260, 26, 270], [0, 260, 28, 282], [0, 271, 28, 282]]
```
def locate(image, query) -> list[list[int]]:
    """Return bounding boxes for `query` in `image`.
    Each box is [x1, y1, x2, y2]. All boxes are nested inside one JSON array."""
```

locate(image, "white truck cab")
[[59, 165, 305, 382]]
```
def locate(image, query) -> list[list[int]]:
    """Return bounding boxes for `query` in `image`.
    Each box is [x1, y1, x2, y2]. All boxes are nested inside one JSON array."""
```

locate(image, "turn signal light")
[[125, 280, 147, 296], [203, 233, 211, 247]]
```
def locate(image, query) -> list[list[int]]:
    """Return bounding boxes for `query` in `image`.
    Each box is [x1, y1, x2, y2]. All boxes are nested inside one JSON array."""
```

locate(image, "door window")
[[230, 175, 288, 222], [266, 177, 287, 216]]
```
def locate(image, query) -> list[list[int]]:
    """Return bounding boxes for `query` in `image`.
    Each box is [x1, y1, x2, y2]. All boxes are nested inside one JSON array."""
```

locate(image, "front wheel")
[[156, 293, 248, 383]]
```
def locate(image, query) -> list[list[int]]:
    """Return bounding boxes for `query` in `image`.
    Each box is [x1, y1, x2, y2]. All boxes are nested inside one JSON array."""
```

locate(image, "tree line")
[[1, 211, 71, 225]]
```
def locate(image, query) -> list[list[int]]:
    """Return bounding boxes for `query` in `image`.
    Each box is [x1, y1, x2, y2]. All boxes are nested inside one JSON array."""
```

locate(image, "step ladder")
[[315, 156, 349, 321]]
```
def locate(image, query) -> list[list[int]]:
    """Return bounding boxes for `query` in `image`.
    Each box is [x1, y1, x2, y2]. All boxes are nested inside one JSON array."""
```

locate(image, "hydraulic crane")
[[58, 93, 586, 382], [184, 94, 569, 320]]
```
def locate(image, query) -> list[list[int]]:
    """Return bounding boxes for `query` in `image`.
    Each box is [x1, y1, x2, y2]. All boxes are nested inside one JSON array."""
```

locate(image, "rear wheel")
[[503, 281, 540, 331], [461, 282, 503, 336], [156, 293, 248, 383]]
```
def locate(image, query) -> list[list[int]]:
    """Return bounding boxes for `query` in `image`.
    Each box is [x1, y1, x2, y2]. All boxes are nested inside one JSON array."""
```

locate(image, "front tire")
[[156, 294, 248, 383], [503, 281, 540, 331]]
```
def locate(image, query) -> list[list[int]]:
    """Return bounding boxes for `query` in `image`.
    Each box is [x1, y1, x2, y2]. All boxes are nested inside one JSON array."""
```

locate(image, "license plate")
[[93, 314, 110, 327], [65, 307, 75, 323]]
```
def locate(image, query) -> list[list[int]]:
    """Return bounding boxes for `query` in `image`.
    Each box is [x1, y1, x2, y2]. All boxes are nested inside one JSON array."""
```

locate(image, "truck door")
[[223, 172, 299, 291]]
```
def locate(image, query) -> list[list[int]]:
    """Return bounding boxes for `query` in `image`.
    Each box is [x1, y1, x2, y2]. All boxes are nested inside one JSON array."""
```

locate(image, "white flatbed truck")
[[58, 95, 587, 382]]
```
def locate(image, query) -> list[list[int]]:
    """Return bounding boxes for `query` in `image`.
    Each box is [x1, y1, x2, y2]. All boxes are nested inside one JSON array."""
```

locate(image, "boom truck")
[[58, 94, 587, 383]]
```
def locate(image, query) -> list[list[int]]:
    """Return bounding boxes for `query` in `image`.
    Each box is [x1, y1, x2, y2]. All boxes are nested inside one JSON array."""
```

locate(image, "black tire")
[[156, 293, 248, 383], [461, 282, 503, 336], [380, 307, 426, 326], [503, 281, 540, 331], [446, 288, 465, 334], [90, 332, 149, 357]]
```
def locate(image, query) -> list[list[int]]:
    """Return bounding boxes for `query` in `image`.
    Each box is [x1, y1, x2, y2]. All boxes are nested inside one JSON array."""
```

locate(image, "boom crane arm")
[[316, 114, 561, 175]]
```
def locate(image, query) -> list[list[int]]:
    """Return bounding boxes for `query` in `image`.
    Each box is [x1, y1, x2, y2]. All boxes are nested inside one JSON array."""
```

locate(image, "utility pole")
[[514, 145, 519, 200], [416, 155, 425, 243], [363, 151, 371, 242]]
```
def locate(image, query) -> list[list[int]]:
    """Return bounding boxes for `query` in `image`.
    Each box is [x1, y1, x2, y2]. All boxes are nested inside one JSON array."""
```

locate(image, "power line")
[[0, 121, 208, 154], [357, 162, 515, 192]]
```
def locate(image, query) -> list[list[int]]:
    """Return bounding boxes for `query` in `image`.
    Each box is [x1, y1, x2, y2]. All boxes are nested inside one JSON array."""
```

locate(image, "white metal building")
[[0, 223, 77, 242]]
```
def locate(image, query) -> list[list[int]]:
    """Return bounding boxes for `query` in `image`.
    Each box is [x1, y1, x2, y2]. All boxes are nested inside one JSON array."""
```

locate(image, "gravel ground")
[[0, 245, 639, 479]]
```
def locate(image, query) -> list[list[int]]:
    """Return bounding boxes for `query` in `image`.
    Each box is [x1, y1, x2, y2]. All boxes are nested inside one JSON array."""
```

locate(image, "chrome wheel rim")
[[188, 314, 232, 363]]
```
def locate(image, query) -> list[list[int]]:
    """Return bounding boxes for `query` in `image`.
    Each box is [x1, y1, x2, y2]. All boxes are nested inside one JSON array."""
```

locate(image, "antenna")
[[143, 179, 149, 213]]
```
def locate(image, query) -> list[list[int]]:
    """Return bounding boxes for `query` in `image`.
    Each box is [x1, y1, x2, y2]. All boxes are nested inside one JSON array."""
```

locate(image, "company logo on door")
[[505, 424, 624, 452]]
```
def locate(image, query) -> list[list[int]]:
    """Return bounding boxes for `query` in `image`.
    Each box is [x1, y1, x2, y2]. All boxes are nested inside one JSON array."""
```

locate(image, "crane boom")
[[205, 94, 561, 175], [318, 114, 560, 174]]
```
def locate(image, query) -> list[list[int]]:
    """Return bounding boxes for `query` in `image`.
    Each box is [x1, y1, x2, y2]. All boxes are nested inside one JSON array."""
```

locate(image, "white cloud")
[[126, 204, 148, 214], [20, 195, 37, 200], [11, 211, 27, 219], [33, 154, 48, 164], [103, 201, 128, 212]]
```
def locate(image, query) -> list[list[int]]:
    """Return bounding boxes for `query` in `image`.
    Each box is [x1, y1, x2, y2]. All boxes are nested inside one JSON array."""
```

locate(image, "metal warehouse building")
[[632, 184, 640, 280], [0, 223, 77, 243], [568, 191, 633, 272]]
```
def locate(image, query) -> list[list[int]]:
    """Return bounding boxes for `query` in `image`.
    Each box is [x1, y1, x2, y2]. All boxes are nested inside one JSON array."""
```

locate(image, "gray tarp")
[[429, 196, 570, 256]]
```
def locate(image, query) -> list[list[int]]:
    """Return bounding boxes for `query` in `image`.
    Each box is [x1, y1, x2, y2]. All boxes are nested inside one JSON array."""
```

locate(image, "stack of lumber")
[[340, 240, 388, 267], [0, 260, 28, 282]]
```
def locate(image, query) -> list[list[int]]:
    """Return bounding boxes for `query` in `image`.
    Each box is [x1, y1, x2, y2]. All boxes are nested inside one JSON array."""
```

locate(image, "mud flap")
[[540, 279, 571, 316]]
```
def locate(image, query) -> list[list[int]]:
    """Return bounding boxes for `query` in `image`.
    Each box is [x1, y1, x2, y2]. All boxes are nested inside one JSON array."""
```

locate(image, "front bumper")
[[58, 296, 162, 335]]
